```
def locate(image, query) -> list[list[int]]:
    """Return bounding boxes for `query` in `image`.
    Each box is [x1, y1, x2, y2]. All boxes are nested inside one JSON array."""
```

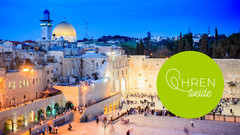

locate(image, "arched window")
[[13, 82, 16, 89], [9, 82, 12, 89], [19, 81, 22, 88], [26, 80, 29, 86], [23, 80, 25, 87]]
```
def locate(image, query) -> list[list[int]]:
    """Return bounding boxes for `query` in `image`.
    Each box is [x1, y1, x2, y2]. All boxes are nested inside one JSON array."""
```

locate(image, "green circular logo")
[[157, 51, 224, 118]]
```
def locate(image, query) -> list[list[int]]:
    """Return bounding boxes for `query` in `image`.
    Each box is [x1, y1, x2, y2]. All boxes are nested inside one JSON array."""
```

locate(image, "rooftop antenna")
[[85, 21, 88, 39]]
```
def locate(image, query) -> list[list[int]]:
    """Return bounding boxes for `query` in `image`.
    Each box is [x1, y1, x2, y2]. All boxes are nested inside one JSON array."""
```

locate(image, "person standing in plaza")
[[49, 125, 52, 134], [191, 120, 194, 128], [183, 127, 189, 135], [104, 123, 107, 131], [126, 130, 130, 135], [96, 117, 99, 124], [29, 128, 31, 135], [42, 129, 45, 135], [68, 123, 72, 131]]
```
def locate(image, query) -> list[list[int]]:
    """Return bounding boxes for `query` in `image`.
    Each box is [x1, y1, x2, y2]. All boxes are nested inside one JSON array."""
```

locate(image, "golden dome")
[[52, 21, 76, 37]]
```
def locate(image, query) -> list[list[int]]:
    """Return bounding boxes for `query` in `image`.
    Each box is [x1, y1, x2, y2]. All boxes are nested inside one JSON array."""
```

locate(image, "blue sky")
[[0, 0, 239, 41]]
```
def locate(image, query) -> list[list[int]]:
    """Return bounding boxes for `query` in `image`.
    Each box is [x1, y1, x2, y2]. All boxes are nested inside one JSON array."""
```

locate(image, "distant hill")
[[97, 35, 138, 42]]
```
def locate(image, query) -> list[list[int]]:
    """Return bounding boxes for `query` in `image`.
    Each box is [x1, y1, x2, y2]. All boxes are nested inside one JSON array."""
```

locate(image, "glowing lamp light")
[[22, 68, 30, 72], [83, 86, 86, 90], [30, 69, 34, 73]]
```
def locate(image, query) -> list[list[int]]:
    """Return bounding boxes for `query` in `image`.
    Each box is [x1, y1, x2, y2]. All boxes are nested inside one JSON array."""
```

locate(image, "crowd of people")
[[74, 106, 84, 114], [30, 124, 58, 135], [123, 93, 175, 117], [213, 98, 240, 116]]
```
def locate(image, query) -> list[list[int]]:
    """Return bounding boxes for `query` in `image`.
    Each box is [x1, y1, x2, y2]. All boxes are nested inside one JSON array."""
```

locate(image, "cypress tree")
[[178, 32, 183, 52], [199, 33, 208, 55], [185, 40, 191, 51], [215, 27, 218, 43], [140, 39, 144, 55], [136, 43, 140, 55]]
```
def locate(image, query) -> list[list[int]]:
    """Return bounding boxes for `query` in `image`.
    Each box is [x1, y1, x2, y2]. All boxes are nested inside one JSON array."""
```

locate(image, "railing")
[[0, 93, 62, 112], [205, 114, 240, 123], [30, 111, 73, 135]]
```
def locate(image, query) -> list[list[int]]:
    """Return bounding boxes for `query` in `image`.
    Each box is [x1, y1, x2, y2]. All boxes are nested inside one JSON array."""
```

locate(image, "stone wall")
[[127, 56, 240, 98], [109, 55, 129, 96], [128, 56, 166, 95], [0, 65, 53, 107], [81, 54, 107, 78], [80, 93, 121, 122], [54, 78, 111, 108], [30, 111, 73, 135], [0, 94, 63, 133]]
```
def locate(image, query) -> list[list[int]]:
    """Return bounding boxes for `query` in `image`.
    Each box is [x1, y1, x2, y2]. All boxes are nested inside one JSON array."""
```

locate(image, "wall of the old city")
[[0, 94, 63, 133], [127, 56, 240, 98], [54, 78, 112, 108], [80, 92, 121, 122], [109, 55, 129, 96]]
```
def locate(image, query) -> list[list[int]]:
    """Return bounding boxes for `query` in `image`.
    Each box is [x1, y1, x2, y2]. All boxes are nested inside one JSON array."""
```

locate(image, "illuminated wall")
[[127, 55, 240, 98]]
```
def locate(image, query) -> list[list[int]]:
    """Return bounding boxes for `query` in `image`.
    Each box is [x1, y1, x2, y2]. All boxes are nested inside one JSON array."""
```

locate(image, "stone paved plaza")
[[54, 114, 240, 135]]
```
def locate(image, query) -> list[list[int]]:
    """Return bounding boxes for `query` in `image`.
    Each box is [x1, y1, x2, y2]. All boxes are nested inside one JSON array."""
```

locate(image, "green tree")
[[120, 44, 136, 55], [136, 43, 140, 55], [183, 33, 193, 48], [185, 40, 191, 51], [215, 27, 218, 43], [199, 34, 209, 55], [139, 39, 145, 55], [178, 32, 183, 52]]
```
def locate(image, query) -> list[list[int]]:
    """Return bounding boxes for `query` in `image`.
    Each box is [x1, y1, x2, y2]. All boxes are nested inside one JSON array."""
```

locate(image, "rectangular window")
[[19, 81, 22, 88], [39, 77, 41, 84], [33, 79, 35, 85], [13, 82, 16, 89], [47, 79, 49, 83], [0, 78, 3, 90], [47, 71, 49, 74], [51, 70, 53, 73], [23, 80, 25, 87], [9, 82, 12, 89], [26, 80, 29, 87], [56, 68, 58, 71]]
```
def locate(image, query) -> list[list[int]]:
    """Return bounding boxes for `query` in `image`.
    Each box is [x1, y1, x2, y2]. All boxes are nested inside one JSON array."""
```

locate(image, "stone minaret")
[[40, 9, 53, 40]]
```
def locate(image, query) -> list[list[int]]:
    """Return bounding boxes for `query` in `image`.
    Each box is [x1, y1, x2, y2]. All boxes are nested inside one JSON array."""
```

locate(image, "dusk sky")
[[0, 0, 240, 41]]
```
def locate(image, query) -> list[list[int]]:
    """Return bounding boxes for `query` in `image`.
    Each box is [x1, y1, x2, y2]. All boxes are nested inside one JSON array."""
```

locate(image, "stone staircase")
[[73, 109, 86, 123]]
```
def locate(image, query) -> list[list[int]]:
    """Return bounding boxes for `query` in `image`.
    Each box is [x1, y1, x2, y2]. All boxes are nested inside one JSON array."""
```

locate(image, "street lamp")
[[21, 67, 34, 74]]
